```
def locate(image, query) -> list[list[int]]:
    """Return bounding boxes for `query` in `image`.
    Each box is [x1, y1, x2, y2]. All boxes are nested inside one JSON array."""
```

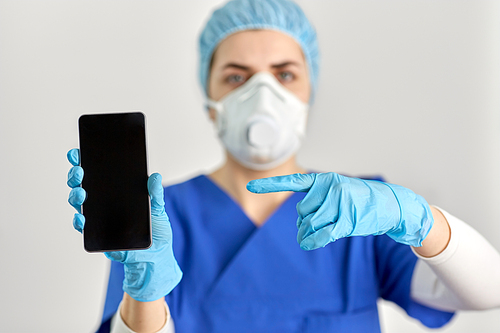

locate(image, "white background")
[[1, 0, 499, 332]]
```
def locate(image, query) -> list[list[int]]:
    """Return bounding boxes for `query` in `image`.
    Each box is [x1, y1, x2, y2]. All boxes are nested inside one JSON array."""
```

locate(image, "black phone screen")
[[78, 112, 151, 252]]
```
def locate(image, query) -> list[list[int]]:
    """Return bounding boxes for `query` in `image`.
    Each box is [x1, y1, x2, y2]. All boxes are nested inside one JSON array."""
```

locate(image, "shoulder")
[[162, 174, 213, 217], [163, 174, 208, 197]]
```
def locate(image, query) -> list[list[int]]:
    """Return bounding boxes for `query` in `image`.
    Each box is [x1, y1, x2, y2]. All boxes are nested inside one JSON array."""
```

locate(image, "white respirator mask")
[[207, 72, 309, 171]]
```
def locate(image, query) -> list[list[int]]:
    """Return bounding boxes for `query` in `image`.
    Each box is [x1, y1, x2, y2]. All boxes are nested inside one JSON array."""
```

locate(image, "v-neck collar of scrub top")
[[199, 174, 303, 230], [195, 175, 311, 296]]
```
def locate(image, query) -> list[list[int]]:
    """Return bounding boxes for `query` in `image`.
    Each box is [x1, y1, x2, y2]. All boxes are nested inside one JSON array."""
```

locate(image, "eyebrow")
[[222, 63, 250, 71], [222, 61, 300, 71], [271, 61, 300, 69]]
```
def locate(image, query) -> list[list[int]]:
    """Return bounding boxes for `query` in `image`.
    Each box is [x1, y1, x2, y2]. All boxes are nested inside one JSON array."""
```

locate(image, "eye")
[[226, 74, 246, 85], [277, 71, 295, 83]]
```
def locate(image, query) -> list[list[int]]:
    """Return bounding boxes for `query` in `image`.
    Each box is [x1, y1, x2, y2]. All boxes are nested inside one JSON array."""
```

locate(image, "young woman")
[[67, 0, 500, 332]]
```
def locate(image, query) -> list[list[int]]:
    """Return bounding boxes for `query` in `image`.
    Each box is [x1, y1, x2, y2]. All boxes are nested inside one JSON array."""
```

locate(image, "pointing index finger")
[[246, 173, 316, 194]]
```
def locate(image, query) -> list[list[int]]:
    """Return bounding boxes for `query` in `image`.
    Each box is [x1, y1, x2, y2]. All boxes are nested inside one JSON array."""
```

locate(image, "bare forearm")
[[412, 206, 451, 257], [120, 293, 167, 333]]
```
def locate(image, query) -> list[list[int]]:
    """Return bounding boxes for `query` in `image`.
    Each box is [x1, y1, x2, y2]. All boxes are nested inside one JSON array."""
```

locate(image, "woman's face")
[[208, 30, 311, 106]]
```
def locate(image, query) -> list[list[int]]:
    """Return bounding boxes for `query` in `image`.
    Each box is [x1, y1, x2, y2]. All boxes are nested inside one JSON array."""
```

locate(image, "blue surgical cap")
[[199, 0, 319, 101]]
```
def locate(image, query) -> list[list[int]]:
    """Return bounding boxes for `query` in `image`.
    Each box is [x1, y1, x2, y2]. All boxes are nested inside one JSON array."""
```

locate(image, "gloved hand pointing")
[[67, 148, 182, 301], [247, 172, 433, 251]]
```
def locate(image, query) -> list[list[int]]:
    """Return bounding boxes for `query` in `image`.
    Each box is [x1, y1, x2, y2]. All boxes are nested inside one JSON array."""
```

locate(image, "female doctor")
[[67, 0, 500, 332]]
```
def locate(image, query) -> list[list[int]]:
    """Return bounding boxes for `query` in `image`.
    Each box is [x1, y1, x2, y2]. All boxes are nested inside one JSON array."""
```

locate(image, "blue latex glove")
[[247, 172, 434, 251], [67, 148, 182, 302]]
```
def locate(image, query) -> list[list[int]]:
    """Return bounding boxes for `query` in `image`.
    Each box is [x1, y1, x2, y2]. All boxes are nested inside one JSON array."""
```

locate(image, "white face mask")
[[207, 72, 309, 170]]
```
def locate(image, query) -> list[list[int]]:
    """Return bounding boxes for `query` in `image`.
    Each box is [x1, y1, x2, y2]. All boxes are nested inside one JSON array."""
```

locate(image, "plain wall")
[[0, 0, 499, 332]]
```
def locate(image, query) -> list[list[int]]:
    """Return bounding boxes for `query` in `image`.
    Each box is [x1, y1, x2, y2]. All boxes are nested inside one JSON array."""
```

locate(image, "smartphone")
[[78, 112, 152, 252]]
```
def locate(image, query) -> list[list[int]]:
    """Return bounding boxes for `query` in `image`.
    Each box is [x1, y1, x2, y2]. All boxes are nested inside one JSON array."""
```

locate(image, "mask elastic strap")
[[206, 99, 218, 111], [206, 99, 225, 136]]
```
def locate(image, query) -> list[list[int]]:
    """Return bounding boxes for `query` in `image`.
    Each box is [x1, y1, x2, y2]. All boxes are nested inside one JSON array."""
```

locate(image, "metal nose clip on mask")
[[207, 72, 309, 170]]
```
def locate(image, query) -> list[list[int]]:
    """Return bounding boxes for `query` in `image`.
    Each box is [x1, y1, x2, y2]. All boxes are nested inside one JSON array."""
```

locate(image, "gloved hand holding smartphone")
[[67, 148, 182, 302]]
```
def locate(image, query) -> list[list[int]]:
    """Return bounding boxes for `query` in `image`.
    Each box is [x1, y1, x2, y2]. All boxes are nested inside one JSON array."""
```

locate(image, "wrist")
[[120, 293, 167, 332], [382, 182, 434, 247], [412, 206, 451, 257]]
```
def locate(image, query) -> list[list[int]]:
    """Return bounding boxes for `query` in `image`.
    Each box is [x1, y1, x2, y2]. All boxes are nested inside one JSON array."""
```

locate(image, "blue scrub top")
[[97, 175, 454, 333]]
